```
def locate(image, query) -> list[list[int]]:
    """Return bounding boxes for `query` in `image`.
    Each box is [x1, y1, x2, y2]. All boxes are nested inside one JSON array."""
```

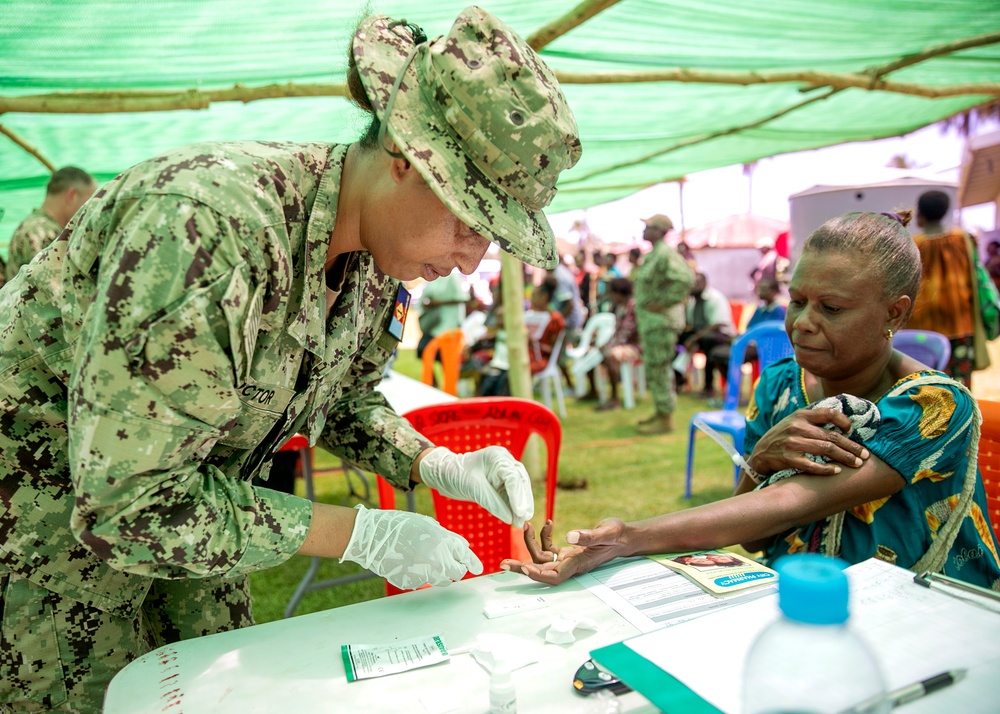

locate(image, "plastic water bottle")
[[742, 554, 888, 714]]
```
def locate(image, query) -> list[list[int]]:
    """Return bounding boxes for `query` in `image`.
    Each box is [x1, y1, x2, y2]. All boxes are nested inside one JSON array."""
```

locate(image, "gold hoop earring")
[[886, 328, 893, 341]]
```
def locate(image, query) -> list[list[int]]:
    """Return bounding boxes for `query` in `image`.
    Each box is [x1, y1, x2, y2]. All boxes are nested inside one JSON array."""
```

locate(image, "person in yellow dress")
[[905, 190, 982, 386]]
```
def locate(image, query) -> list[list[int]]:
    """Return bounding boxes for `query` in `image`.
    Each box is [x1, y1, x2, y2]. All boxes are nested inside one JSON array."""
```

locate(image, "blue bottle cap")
[[774, 554, 851, 625]]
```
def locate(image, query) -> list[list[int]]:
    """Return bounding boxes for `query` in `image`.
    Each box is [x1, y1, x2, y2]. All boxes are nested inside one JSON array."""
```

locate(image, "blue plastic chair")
[[893, 329, 951, 371], [684, 322, 794, 498]]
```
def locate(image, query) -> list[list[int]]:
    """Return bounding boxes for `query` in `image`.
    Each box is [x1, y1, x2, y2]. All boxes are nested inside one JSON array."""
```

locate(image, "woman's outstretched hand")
[[500, 518, 629, 585]]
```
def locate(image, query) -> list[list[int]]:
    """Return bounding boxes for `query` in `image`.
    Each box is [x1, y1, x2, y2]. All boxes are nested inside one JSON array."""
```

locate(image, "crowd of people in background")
[[410, 188, 997, 444], [3, 6, 998, 707], [7, 171, 993, 436]]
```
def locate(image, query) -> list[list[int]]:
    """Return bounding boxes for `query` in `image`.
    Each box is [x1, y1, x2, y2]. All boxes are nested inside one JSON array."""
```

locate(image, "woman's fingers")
[[508, 560, 569, 585], [500, 549, 576, 584], [757, 409, 872, 474], [539, 519, 556, 553], [521, 522, 546, 563], [522, 520, 559, 564]]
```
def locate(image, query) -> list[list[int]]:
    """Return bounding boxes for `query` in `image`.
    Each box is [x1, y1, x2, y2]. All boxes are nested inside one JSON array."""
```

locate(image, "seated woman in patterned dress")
[[503, 210, 1000, 590]]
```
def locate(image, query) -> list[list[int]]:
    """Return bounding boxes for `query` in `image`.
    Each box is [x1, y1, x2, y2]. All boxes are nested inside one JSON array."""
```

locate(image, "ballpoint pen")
[[841, 669, 967, 713], [913, 570, 1000, 603], [886, 669, 966, 707]]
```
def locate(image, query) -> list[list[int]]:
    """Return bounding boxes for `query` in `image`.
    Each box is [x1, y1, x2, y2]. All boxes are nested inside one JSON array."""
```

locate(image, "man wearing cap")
[[5, 166, 97, 282], [632, 214, 695, 435], [0, 8, 581, 709]]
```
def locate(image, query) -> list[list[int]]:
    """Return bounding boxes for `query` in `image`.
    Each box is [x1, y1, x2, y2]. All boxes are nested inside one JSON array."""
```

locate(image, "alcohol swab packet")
[[342, 634, 451, 682]]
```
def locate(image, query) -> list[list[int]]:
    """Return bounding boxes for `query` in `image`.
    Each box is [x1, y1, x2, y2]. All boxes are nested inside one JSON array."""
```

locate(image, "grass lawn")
[[249, 349, 740, 623]]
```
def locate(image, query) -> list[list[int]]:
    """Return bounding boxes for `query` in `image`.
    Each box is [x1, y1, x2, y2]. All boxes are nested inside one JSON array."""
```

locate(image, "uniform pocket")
[[0, 570, 69, 708]]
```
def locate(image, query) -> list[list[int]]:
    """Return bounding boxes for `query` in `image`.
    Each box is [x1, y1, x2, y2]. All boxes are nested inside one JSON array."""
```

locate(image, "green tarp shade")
[[2, 0, 998, 251]]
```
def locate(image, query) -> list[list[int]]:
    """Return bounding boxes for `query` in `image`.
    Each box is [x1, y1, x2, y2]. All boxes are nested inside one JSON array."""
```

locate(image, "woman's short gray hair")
[[803, 210, 921, 319]]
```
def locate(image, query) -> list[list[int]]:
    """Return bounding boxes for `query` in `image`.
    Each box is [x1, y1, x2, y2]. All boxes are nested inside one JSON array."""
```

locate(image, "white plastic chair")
[[532, 329, 567, 418], [593, 353, 646, 409], [619, 358, 647, 409], [523, 310, 551, 341], [460, 310, 488, 346], [566, 312, 617, 397]]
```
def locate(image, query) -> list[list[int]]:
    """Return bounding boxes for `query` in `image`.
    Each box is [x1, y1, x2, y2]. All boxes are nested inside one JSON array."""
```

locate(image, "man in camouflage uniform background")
[[5, 167, 96, 282], [0, 7, 581, 712], [632, 214, 695, 435]]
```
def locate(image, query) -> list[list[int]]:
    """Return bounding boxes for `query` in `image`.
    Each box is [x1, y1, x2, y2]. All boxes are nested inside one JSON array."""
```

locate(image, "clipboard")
[[590, 559, 1000, 714]]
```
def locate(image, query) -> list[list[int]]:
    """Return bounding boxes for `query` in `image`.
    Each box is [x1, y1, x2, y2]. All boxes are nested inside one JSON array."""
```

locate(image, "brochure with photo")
[[648, 550, 777, 595]]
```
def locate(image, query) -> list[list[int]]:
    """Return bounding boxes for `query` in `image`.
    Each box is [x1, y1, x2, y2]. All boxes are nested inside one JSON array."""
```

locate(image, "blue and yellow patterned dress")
[[745, 358, 1000, 589]]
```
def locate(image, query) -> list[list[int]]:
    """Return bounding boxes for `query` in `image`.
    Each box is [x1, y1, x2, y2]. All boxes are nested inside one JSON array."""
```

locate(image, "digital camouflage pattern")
[[633, 241, 695, 416], [353, 7, 582, 270], [0, 566, 252, 712], [5, 208, 62, 282], [0, 141, 432, 708], [633, 241, 695, 335]]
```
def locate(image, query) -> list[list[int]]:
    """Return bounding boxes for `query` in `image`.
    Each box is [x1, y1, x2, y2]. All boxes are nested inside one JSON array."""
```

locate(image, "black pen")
[[887, 669, 966, 707], [841, 669, 967, 713]]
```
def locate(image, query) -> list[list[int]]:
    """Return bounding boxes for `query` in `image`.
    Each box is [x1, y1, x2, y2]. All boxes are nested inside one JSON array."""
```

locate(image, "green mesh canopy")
[[2, 0, 998, 252]]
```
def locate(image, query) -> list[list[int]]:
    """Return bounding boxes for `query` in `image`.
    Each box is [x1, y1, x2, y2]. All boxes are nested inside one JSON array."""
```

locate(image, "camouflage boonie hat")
[[353, 6, 582, 269], [642, 214, 674, 233]]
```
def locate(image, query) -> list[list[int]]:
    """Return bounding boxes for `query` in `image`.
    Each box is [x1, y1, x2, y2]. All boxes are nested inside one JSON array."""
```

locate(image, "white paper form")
[[575, 556, 777, 634], [623, 558, 1000, 714]]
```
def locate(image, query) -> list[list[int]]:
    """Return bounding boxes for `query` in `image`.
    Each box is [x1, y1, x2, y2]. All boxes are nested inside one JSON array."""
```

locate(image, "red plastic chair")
[[979, 399, 1000, 542], [378, 397, 562, 595], [729, 301, 744, 332], [421, 328, 465, 397]]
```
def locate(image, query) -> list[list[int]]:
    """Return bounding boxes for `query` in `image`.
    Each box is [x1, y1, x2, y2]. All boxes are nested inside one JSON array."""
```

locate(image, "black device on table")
[[573, 658, 632, 696]]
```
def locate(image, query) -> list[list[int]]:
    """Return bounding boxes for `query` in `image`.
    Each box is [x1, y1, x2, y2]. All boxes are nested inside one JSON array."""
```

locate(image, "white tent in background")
[[789, 175, 957, 260]]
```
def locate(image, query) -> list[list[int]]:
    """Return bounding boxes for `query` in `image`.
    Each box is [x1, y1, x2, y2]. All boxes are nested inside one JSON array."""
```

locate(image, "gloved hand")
[[340, 505, 483, 590], [418, 446, 534, 527]]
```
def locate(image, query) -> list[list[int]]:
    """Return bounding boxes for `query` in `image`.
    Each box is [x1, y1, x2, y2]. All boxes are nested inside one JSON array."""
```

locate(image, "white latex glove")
[[340, 505, 483, 590], [418, 446, 534, 528]]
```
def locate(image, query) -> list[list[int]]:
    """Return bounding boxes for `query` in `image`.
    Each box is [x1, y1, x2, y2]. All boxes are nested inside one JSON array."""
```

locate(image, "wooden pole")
[[501, 251, 531, 400], [0, 82, 348, 114], [0, 123, 56, 172], [499, 251, 541, 480], [553, 68, 1000, 99], [526, 0, 623, 50]]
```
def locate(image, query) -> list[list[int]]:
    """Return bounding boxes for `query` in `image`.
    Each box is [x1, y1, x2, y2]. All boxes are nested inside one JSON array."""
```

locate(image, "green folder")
[[590, 641, 724, 713]]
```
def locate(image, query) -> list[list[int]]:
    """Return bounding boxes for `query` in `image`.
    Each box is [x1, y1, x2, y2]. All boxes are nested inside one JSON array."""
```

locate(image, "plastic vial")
[[742, 554, 888, 714], [489, 666, 517, 714]]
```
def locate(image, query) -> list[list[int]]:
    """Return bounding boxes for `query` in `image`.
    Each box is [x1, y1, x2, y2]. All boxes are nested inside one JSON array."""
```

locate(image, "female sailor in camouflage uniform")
[[0, 8, 580, 711]]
